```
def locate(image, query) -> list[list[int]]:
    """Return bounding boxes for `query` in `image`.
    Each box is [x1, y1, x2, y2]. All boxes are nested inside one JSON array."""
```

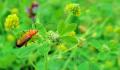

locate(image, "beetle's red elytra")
[[16, 30, 38, 47]]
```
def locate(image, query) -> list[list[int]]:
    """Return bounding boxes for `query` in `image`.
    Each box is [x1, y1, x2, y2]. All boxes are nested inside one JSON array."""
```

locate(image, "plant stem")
[[61, 45, 77, 70], [65, 13, 72, 24], [44, 52, 48, 70]]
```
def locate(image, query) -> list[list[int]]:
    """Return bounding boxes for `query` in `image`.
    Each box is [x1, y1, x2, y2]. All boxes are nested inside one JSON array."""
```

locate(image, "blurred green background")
[[0, 0, 120, 70]]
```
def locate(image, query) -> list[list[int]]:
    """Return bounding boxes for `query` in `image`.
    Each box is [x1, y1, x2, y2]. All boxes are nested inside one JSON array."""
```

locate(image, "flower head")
[[57, 44, 68, 51], [65, 3, 80, 16], [67, 31, 76, 36], [78, 25, 87, 33], [105, 25, 113, 33], [4, 14, 19, 31], [6, 34, 15, 42], [27, 1, 39, 19], [48, 31, 60, 42], [11, 8, 19, 14]]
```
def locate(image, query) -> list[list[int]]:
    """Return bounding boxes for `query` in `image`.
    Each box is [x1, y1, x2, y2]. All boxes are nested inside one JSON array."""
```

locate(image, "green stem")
[[61, 45, 77, 70], [44, 52, 49, 70], [81, 17, 110, 38], [65, 13, 72, 24]]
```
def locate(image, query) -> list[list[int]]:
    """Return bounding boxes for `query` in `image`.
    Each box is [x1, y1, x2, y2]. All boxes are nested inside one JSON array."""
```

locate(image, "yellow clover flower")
[[10, 8, 19, 14], [4, 14, 19, 31], [65, 3, 80, 16], [57, 44, 68, 51], [7, 34, 15, 42], [105, 25, 113, 33], [68, 31, 76, 36]]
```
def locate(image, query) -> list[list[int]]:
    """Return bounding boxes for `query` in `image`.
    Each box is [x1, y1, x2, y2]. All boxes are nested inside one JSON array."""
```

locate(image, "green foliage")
[[0, 0, 120, 70], [0, 53, 16, 68], [57, 22, 77, 36]]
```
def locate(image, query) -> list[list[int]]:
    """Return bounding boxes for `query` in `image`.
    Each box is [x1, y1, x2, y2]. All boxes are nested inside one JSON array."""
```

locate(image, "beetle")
[[16, 29, 38, 47]]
